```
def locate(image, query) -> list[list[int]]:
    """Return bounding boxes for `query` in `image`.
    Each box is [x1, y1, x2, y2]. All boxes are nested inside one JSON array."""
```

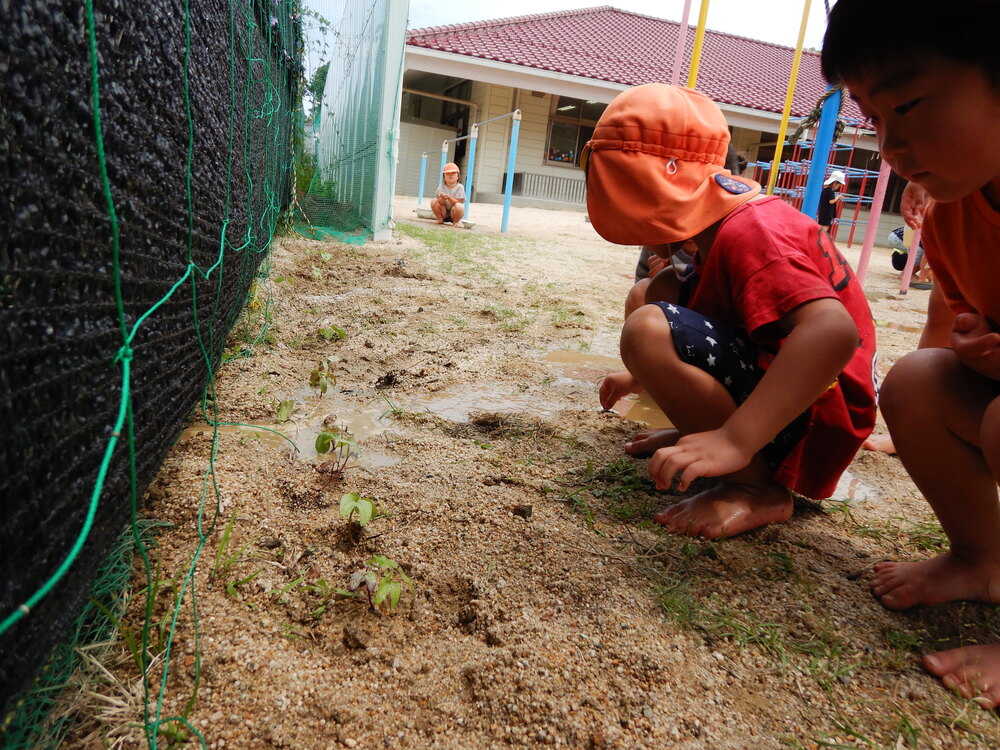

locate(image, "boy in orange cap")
[[431, 162, 465, 226], [589, 84, 877, 539]]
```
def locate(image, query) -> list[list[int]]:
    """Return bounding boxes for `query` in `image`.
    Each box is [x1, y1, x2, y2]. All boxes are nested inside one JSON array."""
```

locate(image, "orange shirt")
[[922, 188, 1000, 327]]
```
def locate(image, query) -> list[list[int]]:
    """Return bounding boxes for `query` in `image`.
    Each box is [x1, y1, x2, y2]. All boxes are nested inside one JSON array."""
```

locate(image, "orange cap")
[[442, 162, 460, 174], [583, 84, 760, 245]]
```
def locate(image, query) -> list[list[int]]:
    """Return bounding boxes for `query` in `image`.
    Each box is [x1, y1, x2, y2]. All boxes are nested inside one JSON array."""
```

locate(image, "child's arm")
[[648, 298, 859, 491]]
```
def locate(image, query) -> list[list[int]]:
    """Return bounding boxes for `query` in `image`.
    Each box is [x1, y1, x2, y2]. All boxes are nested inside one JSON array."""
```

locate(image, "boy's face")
[[443, 170, 459, 186], [845, 57, 1000, 203]]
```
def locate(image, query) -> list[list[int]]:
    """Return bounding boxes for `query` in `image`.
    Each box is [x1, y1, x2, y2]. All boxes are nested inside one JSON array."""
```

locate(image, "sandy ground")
[[60, 196, 1000, 748]]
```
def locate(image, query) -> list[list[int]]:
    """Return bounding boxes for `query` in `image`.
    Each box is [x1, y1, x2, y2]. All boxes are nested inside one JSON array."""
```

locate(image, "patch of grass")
[[903, 519, 948, 552], [559, 457, 658, 523], [481, 303, 532, 331]]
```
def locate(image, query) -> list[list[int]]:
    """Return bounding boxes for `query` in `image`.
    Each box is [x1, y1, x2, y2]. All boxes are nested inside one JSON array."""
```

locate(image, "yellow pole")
[[686, 0, 711, 88], [766, 0, 812, 195]]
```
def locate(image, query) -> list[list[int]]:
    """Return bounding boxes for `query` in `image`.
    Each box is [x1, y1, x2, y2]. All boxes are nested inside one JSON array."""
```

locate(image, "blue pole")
[[501, 111, 521, 233], [464, 124, 478, 220], [417, 152, 427, 205], [801, 88, 842, 220]]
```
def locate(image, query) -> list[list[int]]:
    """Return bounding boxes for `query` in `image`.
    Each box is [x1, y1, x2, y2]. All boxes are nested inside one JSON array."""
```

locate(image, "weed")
[[481, 303, 532, 331], [303, 577, 357, 618], [904, 519, 948, 552], [378, 394, 403, 418], [226, 570, 262, 599]]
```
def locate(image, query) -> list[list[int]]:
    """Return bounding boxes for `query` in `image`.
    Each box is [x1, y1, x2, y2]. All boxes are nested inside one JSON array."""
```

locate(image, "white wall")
[[396, 122, 458, 198]]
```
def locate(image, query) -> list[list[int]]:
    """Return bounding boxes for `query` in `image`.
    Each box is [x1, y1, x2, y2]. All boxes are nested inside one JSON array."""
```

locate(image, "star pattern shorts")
[[652, 301, 808, 470]]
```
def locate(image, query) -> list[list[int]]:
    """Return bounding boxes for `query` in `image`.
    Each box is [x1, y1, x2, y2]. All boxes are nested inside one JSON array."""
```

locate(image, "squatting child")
[[430, 162, 465, 227], [823, 0, 1000, 709], [588, 84, 877, 540]]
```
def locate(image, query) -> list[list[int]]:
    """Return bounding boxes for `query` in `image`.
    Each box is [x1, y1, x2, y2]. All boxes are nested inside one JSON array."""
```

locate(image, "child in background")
[[823, 0, 1000, 708], [588, 84, 877, 540], [817, 169, 845, 232], [430, 162, 465, 227]]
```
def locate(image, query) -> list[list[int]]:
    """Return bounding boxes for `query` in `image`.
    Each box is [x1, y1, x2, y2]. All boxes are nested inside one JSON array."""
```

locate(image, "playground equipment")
[[413, 110, 522, 232]]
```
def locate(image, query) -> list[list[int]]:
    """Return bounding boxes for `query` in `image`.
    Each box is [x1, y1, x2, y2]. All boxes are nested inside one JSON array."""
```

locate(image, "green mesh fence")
[[293, 0, 408, 243], [0, 0, 300, 745]]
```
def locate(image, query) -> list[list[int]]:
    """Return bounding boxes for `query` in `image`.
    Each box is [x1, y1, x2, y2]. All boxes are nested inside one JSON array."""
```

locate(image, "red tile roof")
[[407, 5, 865, 122]]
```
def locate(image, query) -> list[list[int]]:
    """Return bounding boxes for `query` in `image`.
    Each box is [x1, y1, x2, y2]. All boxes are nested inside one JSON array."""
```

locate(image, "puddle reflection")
[[545, 348, 673, 428]]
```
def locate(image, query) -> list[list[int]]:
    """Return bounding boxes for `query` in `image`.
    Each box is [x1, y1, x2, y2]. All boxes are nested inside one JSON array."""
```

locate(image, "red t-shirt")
[[686, 197, 877, 499]]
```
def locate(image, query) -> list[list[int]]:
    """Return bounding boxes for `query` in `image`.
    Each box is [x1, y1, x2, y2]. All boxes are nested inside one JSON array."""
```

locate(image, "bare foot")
[[651, 481, 793, 539], [924, 644, 1000, 708], [862, 432, 896, 454], [624, 428, 680, 458], [870, 552, 1000, 610], [434, 219, 444, 225]]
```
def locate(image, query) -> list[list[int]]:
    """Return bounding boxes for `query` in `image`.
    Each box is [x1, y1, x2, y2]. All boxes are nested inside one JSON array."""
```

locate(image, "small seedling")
[[310, 358, 337, 395], [378, 394, 403, 418], [275, 399, 296, 423], [315, 427, 357, 485], [303, 577, 357, 618], [318, 323, 346, 342], [339, 492, 377, 527], [348, 555, 415, 612]]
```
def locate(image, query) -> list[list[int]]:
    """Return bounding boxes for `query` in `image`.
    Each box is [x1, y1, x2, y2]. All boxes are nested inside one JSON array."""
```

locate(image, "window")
[[546, 96, 605, 167]]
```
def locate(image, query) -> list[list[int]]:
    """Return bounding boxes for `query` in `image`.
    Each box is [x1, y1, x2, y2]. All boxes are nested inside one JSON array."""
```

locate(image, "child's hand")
[[951, 313, 1000, 379], [599, 370, 642, 410], [646, 254, 669, 278], [901, 182, 931, 230], [648, 429, 752, 491]]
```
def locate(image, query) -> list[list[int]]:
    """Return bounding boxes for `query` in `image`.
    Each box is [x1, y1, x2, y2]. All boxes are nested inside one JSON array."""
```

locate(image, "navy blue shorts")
[[652, 302, 808, 470]]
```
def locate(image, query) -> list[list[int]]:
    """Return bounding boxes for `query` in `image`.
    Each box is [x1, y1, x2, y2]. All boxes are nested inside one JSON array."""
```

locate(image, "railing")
[[504, 171, 586, 204]]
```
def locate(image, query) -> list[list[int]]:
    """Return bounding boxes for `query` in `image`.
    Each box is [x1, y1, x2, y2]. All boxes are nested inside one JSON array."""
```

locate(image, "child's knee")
[[881, 348, 960, 417], [620, 304, 672, 364]]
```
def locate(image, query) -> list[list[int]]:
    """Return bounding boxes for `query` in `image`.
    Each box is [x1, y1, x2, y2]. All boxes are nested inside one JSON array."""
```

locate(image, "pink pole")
[[670, 0, 693, 86], [898, 228, 922, 293], [855, 160, 893, 286]]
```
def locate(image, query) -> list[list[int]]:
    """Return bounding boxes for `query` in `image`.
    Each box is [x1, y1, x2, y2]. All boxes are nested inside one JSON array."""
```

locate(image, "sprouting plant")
[[303, 577, 357, 618], [311, 265, 323, 280], [348, 555, 415, 612], [212, 511, 244, 578], [378, 394, 403, 418], [318, 323, 346, 341], [339, 492, 377, 527], [315, 427, 357, 486], [275, 399, 296, 423], [211, 511, 262, 599], [310, 358, 337, 395]]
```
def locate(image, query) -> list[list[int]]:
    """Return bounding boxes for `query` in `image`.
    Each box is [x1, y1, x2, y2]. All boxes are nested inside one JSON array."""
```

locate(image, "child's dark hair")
[[822, 0, 1000, 89]]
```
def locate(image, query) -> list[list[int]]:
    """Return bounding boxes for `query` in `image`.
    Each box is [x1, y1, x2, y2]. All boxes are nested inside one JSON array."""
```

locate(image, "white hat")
[[824, 169, 846, 186]]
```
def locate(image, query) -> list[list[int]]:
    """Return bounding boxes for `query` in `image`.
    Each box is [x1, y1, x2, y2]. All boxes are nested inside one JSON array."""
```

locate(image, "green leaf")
[[339, 492, 361, 518], [276, 399, 295, 423], [355, 498, 374, 527], [388, 581, 401, 609], [317, 431, 338, 455], [374, 577, 389, 605]]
